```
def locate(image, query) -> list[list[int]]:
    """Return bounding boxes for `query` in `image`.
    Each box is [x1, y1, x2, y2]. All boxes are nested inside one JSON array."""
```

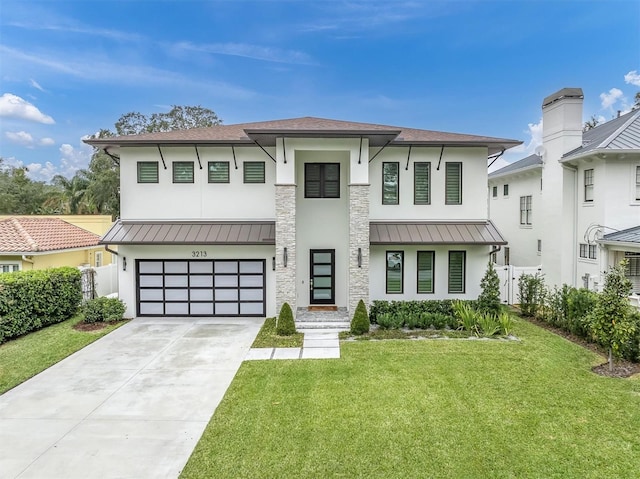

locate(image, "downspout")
[[22, 255, 34, 270], [104, 245, 119, 256], [561, 163, 578, 287], [489, 245, 501, 257]]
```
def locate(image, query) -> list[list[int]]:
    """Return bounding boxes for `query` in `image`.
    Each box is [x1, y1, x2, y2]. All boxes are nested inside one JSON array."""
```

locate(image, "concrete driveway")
[[0, 316, 263, 479]]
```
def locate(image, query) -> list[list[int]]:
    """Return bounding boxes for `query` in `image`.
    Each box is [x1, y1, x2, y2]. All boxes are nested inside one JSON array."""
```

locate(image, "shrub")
[[377, 312, 404, 330], [276, 302, 296, 336], [477, 262, 501, 317], [83, 297, 126, 323], [518, 273, 546, 318], [478, 313, 501, 337], [404, 312, 420, 329], [498, 311, 515, 336], [453, 300, 478, 335], [566, 288, 598, 337], [350, 299, 370, 335], [0, 267, 82, 343], [368, 300, 468, 324], [544, 285, 572, 328]]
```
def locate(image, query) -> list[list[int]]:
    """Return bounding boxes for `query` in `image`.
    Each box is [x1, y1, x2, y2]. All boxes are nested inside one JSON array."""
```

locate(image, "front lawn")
[[181, 319, 640, 478], [251, 317, 303, 348], [0, 315, 125, 394]]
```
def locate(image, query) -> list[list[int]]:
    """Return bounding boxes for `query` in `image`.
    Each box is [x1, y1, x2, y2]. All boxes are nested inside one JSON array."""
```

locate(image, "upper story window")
[[445, 162, 462, 205], [519, 195, 532, 225], [208, 162, 230, 183], [386, 251, 403, 294], [635, 166, 640, 200], [492, 186, 498, 198], [503, 184, 509, 196], [173, 162, 194, 183], [414, 162, 431, 205], [417, 251, 434, 294], [584, 169, 594, 202], [305, 163, 340, 198], [244, 161, 265, 183], [448, 251, 466, 294], [137, 162, 159, 183], [382, 162, 399, 205], [579, 243, 597, 260]]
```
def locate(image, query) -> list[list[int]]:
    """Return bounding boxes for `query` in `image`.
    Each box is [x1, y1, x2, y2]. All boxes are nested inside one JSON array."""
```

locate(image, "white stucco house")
[[86, 118, 520, 319], [489, 88, 640, 295]]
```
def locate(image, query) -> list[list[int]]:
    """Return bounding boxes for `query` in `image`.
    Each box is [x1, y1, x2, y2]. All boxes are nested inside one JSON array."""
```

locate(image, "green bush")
[[369, 300, 473, 324], [83, 297, 126, 323], [567, 288, 598, 337], [0, 267, 82, 343], [453, 300, 478, 335], [478, 313, 501, 337], [517, 273, 546, 317], [350, 299, 370, 335], [377, 312, 404, 330], [477, 262, 502, 317], [276, 302, 296, 336]]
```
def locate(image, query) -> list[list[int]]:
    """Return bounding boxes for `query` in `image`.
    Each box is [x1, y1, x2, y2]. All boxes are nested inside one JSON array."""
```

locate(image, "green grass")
[[340, 328, 477, 340], [181, 318, 640, 479], [0, 315, 125, 394], [251, 317, 303, 348]]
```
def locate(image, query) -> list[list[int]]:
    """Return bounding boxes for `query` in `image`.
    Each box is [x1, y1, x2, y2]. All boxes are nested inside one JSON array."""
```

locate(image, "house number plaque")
[[191, 251, 208, 258]]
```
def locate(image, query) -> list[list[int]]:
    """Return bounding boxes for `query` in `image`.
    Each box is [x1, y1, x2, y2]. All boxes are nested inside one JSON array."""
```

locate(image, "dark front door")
[[310, 249, 335, 304]]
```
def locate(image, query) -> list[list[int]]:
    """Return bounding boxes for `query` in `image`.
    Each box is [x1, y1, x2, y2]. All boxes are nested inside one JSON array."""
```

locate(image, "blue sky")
[[1, 0, 639, 182]]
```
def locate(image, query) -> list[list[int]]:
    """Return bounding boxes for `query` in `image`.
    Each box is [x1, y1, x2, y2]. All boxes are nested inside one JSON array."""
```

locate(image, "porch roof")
[[598, 225, 640, 248], [100, 221, 276, 245], [370, 221, 507, 245]]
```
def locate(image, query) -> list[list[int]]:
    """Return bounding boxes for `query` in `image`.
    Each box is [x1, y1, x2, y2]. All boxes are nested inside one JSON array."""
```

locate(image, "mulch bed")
[[73, 319, 129, 332], [525, 317, 640, 378]]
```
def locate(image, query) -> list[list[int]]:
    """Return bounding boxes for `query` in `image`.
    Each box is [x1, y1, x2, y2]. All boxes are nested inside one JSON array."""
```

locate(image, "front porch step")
[[296, 321, 351, 330], [296, 307, 350, 331]]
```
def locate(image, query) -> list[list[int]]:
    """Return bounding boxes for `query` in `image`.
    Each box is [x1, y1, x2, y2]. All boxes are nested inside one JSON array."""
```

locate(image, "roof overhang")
[[244, 129, 401, 147], [100, 221, 276, 245], [561, 148, 640, 163], [370, 221, 507, 245], [489, 163, 543, 180], [597, 240, 640, 250], [0, 245, 101, 256]]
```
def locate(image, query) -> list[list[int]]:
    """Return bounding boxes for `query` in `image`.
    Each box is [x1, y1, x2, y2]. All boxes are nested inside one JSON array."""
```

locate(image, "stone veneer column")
[[349, 184, 370, 316], [275, 184, 297, 315]]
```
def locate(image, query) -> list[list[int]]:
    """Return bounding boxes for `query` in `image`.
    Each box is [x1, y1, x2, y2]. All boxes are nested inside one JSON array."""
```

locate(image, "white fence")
[[79, 263, 118, 299], [494, 264, 542, 305]]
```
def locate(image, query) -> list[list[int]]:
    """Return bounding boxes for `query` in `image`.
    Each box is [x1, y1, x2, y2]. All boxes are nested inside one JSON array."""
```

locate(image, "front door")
[[310, 249, 335, 304]]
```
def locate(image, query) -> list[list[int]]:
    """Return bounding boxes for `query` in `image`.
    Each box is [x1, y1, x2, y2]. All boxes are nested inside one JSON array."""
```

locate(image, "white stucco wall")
[[116, 244, 276, 318], [120, 146, 276, 220], [369, 146, 489, 221], [369, 244, 490, 301]]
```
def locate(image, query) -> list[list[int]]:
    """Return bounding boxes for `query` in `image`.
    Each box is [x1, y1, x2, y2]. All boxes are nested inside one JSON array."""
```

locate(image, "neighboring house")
[[0, 216, 114, 272], [489, 88, 640, 294], [86, 118, 519, 318]]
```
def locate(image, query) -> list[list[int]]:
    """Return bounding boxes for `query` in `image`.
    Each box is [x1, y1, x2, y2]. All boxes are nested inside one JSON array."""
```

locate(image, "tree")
[[583, 115, 601, 132], [50, 172, 91, 214], [587, 260, 635, 372], [0, 158, 56, 214], [634, 91, 640, 110], [113, 105, 221, 136], [477, 261, 501, 317], [350, 299, 370, 335]]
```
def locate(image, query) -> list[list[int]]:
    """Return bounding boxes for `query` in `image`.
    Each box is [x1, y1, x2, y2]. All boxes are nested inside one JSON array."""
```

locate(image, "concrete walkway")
[[245, 329, 341, 360], [0, 317, 263, 479]]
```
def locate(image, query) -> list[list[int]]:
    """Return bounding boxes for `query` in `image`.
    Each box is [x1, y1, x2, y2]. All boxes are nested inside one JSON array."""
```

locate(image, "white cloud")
[[172, 41, 315, 65], [39, 137, 55, 146], [491, 118, 543, 172], [5, 130, 56, 148], [624, 70, 640, 87], [0, 93, 55, 123], [29, 79, 45, 92], [600, 88, 624, 109]]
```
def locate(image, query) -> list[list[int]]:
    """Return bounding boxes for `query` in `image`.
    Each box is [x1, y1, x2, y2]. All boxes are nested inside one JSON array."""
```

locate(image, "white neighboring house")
[[86, 118, 520, 319], [489, 88, 640, 295]]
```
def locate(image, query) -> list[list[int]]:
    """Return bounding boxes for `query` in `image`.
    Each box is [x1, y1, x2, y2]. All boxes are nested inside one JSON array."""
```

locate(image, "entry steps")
[[295, 306, 350, 331]]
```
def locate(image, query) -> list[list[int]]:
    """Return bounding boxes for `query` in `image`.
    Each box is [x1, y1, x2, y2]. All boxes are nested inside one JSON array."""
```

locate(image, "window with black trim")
[[519, 195, 532, 225], [173, 162, 194, 183], [584, 169, 594, 202], [492, 186, 497, 198], [386, 251, 403, 294], [243, 162, 265, 183], [414, 162, 430, 204], [579, 243, 597, 259], [448, 251, 466, 293], [137, 162, 159, 183], [382, 162, 399, 205], [503, 184, 509, 196], [304, 163, 340, 198], [445, 162, 462, 205], [417, 251, 434, 293], [208, 162, 230, 183], [635, 166, 640, 200]]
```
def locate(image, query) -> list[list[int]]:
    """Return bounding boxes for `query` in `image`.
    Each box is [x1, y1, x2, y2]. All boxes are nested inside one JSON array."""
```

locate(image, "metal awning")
[[100, 221, 275, 245], [370, 221, 507, 245]]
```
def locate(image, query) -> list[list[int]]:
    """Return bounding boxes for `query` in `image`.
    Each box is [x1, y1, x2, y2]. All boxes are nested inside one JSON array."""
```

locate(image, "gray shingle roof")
[[600, 225, 640, 245], [562, 109, 640, 160], [488, 154, 543, 179]]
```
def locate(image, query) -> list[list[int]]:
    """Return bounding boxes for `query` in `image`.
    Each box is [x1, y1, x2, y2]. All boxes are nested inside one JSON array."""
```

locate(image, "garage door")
[[137, 259, 265, 317]]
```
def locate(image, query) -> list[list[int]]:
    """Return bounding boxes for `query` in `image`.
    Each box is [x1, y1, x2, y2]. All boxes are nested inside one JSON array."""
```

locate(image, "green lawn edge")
[[251, 317, 303, 348], [0, 315, 126, 394]]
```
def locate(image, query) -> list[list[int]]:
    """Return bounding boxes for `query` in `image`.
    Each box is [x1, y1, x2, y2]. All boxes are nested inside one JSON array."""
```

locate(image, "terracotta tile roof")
[[0, 217, 100, 253]]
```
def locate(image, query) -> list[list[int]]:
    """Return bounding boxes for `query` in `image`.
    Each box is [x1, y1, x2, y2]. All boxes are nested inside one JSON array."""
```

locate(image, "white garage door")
[[137, 259, 265, 317]]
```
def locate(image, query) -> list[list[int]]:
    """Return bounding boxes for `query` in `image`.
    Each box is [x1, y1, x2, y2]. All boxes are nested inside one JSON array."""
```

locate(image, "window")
[[414, 162, 431, 204], [492, 186, 498, 198], [445, 162, 462, 205], [95, 251, 103, 267], [519, 195, 532, 225], [504, 247, 510, 266], [173, 162, 194, 183], [448, 251, 466, 293], [305, 163, 340, 198], [382, 162, 399, 205], [243, 161, 265, 183], [625, 253, 640, 294], [137, 162, 159, 183], [537, 240, 542, 253], [386, 251, 403, 294], [584, 169, 594, 202], [417, 251, 435, 293], [503, 184, 509, 196], [635, 166, 640, 200], [0, 264, 20, 273], [208, 162, 230, 183], [579, 243, 597, 259]]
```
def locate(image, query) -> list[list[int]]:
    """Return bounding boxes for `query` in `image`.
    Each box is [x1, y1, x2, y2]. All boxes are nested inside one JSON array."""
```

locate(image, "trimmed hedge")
[[0, 267, 82, 343], [350, 299, 370, 335], [369, 300, 476, 325], [276, 302, 296, 336], [83, 297, 126, 323]]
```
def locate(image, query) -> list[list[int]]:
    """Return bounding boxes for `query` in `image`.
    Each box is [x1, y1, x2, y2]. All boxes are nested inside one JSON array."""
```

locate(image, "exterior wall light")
[[357, 247, 362, 268], [272, 256, 276, 271], [122, 257, 127, 271], [283, 247, 288, 267]]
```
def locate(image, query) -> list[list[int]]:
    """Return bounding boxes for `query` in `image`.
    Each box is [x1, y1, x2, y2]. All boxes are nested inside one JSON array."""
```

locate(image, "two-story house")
[[489, 88, 640, 294], [86, 118, 519, 319]]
